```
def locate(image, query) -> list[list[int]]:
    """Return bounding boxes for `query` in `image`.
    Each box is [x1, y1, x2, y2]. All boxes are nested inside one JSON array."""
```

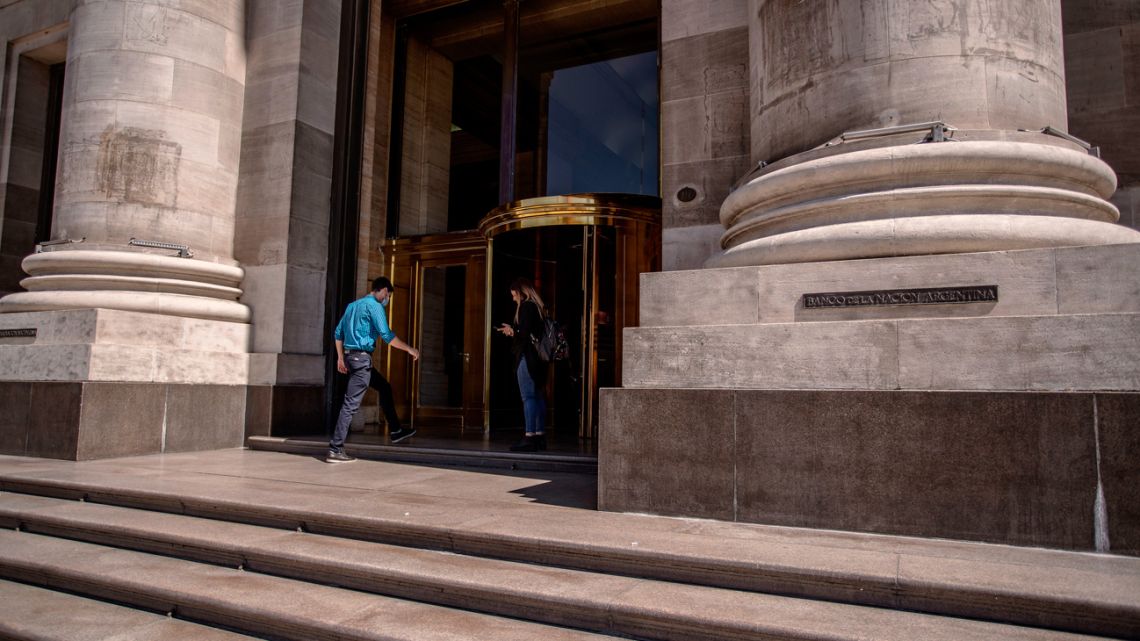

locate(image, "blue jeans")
[[516, 358, 546, 435], [331, 351, 401, 452]]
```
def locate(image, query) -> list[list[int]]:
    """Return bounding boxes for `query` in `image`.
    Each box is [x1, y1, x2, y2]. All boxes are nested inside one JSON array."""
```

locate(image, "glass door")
[[380, 231, 487, 431]]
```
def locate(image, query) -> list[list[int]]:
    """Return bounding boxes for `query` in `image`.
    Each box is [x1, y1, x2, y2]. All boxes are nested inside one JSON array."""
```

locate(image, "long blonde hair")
[[511, 277, 546, 324]]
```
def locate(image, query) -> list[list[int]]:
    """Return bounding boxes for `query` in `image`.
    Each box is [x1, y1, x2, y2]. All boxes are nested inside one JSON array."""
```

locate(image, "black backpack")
[[532, 316, 569, 362]]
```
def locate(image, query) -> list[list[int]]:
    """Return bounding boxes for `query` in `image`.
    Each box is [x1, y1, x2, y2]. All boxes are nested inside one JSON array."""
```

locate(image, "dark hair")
[[371, 276, 393, 293]]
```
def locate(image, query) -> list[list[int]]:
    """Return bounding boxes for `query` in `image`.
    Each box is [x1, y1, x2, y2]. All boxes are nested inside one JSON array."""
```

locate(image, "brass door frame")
[[480, 193, 661, 439], [380, 230, 489, 431]]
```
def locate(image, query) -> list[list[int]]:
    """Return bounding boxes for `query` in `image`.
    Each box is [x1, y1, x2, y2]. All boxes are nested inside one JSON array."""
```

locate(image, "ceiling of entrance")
[[390, 0, 658, 64]]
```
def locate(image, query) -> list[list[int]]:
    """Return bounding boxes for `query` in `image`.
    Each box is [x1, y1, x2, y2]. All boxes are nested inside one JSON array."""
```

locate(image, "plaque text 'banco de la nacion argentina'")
[[0, 328, 36, 339], [802, 286, 999, 309]]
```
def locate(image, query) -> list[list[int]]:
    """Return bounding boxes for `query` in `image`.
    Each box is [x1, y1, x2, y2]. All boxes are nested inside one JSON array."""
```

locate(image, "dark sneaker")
[[389, 427, 416, 444], [326, 450, 355, 464], [509, 436, 539, 452]]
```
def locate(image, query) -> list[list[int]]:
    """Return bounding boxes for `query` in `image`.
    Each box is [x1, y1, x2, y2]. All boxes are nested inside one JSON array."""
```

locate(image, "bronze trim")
[[479, 193, 661, 238]]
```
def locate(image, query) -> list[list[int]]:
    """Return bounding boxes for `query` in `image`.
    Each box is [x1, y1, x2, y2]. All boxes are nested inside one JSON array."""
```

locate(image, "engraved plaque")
[[802, 286, 998, 309], [0, 328, 37, 344]]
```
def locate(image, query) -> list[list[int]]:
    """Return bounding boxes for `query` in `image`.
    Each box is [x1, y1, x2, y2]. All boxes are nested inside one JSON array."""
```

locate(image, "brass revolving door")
[[480, 194, 660, 441]]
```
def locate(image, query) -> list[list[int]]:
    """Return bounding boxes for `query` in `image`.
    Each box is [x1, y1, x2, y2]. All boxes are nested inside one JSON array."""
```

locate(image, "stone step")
[[247, 435, 599, 474], [622, 312, 1140, 391], [0, 578, 258, 640], [0, 529, 618, 641], [0, 501, 1113, 641], [1, 471, 1137, 639]]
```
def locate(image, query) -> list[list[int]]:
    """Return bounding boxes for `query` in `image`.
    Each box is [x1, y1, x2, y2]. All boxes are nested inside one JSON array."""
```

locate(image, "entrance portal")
[[378, 195, 659, 452]]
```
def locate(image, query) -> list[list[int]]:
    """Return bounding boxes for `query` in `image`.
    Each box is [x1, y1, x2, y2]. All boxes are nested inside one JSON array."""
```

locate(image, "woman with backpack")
[[495, 277, 548, 452]]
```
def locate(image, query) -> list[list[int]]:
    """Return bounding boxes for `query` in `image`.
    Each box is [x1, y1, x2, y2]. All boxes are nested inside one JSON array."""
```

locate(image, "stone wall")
[[0, 1, 74, 296], [0, 56, 51, 297], [236, 0, 341, 390], [1063, 0, 1140, 231], [398, 36, 452, 237], [659, 0, 749, 271]]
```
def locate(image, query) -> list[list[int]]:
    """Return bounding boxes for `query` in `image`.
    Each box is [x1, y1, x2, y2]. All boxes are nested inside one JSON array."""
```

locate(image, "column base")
[[713, 135, 1140, 267], [0, 381, 246, 460], [599, 388, 1140, 555]]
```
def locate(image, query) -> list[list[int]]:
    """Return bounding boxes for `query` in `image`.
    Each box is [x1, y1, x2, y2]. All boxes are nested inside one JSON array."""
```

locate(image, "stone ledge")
[[641, 243, 1140, 326], [623, 312, 1140, 392]]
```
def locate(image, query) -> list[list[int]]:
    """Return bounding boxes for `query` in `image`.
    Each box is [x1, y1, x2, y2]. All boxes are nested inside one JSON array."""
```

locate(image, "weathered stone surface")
[[662, 89, 749, 165], [735, 390, 1097, 549], [662, 0, 747, 43], [600, 388, 1125, 551], [623, 321, 899, 390], [639, 264, 758, 326], [1, 0, 251, 329], [25, 383, 81, 459], [599, 388, 736, 521], [897, 313, 1140, 392], [663, 155, 751, 229], [1055, 243, 1140, 314], [662, 224, 724, 271], [0, 579, 255, 641], [1096, 392, 1140, 556], [661, 26, 748, 103], [0, 383, 31, 455], [75, 383, 164, 459], [164, 384, 246, 452], [751, 0, 1066, 162]]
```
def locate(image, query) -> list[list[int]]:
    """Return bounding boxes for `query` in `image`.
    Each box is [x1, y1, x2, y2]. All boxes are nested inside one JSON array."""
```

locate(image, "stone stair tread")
[[0, 578, 257, 641], [2, 461, 1138, 638], [246, 435, 598, 474], [0, 493, 1127, 640], [0, 530, 618, 641]]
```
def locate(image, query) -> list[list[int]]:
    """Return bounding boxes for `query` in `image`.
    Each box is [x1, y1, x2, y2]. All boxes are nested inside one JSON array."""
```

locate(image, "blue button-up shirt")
[[333, 294, 395, 352]]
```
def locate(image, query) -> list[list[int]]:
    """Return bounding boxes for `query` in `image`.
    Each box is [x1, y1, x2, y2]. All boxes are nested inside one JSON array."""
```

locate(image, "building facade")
[[0, 0, 1137, 549]]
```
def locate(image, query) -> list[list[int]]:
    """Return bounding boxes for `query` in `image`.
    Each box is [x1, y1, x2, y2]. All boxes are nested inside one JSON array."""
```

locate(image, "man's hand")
[[407, 347, 420, 362], [337, 357, 348, 374]]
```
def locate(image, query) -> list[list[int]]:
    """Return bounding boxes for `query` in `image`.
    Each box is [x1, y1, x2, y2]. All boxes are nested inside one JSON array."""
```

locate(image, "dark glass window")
[[546, 51, 658, 197]]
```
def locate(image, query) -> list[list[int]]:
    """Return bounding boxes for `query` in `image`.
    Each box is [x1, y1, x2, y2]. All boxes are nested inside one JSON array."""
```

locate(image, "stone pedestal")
[[0, 309, 251, 459], [0, 1, 254, 457], [599, 243, 1140, 555]]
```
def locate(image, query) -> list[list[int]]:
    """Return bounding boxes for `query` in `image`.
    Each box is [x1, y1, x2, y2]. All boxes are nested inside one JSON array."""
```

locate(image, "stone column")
[[0, 0, 252, 460], [711, 0, 1140, 267], [0, 0, 249, 322]]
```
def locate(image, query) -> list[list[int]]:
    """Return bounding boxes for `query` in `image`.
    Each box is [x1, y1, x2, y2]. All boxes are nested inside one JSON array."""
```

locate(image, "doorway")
[[379, 195, 659, 452], [339, 0, 662, 454], [379, 231, 487, 433], [482, 194, 660, 444]]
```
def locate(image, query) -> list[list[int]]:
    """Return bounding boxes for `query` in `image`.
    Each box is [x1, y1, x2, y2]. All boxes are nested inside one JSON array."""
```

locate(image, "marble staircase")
[[0, 452, 1138, 640]]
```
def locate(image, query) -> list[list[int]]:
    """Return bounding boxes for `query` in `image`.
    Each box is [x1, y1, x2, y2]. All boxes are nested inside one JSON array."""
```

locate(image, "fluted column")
[[711, 0, 1140, 267], [0, 0, 249, 322]]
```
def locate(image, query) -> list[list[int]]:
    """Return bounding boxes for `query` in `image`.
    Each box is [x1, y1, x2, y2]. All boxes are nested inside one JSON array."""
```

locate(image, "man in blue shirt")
[[328, 276, 420, 463]]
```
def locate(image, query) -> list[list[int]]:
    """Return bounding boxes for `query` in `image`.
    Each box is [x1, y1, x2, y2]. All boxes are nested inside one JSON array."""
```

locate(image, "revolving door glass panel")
[[485, 199, 657, 443]]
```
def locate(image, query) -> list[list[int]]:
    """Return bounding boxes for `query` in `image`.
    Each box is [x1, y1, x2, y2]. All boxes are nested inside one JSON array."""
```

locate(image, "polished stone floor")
[[336, 422, 599, 456], [0, 447, 599, 510]]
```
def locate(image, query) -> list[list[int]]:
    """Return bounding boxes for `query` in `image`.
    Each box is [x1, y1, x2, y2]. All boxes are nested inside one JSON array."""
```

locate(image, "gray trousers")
[[331, 351, 401, 452]]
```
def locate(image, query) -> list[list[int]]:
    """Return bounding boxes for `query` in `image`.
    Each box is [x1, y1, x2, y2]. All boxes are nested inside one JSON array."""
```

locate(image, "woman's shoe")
[[509, 435, 539, 452], [535, 434, 547, 451]]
